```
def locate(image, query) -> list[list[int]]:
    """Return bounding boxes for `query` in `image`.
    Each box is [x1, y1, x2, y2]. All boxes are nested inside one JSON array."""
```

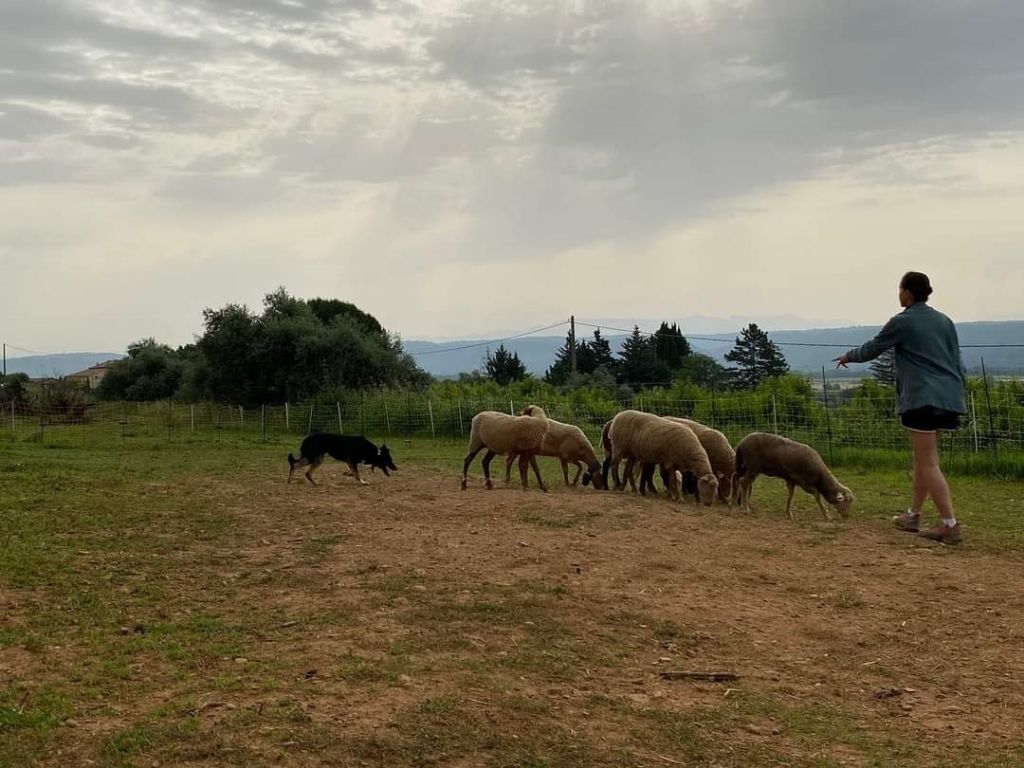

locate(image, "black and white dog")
[[287, 433, 397, 486]]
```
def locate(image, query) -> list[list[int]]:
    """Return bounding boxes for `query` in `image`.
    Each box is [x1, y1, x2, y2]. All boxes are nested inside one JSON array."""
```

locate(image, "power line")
[[573, 321, 1024, 349], [406, 320, 570, 357]]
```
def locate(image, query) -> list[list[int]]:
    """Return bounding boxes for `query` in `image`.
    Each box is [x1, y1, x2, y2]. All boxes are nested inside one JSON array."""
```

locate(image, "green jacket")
[[844, 303, 966, 415]]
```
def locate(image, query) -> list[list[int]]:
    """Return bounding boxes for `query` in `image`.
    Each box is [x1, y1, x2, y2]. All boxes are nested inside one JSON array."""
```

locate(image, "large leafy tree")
[[725, 323, 789, 389], [485, 344, 527, 385], [102, 288, 429, 406]]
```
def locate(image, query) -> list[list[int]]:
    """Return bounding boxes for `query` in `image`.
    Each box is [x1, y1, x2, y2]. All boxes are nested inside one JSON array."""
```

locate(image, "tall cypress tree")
[[617, 326, 670, 387], [654, 322, 692, 371]]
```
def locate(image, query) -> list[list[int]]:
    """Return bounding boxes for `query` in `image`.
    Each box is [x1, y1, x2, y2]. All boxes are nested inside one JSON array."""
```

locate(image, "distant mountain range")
[[404, 320, 1024, 377], [7, 319, 1022, 382]]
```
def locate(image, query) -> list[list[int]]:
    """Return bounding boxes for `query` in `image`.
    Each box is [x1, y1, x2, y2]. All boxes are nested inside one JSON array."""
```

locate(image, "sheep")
[[503, 405, 605, 489], [460, 409, 549, 492], [603, 410, 718, 505], [663, 417, 735, 503], [732, 432, 853, 520]]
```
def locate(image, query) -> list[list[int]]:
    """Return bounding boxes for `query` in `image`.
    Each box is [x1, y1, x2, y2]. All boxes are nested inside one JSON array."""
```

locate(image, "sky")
[[2, 0, 1023, 353]]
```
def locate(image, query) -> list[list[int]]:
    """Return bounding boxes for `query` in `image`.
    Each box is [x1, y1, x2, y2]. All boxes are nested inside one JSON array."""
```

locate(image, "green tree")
[[674, 352, 728, 387], [485, 344, 527, 386], [725, 323, 790, 389], [97, 339, 195, 401], [617, 326, 670, 387], [654, 322, 692, 370], [588, 328, 617, 373], [544, 332, 580, 385]]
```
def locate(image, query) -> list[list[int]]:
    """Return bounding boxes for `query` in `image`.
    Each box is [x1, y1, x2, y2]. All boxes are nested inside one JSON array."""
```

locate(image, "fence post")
[[981, 358, 997, 459], [457, 398, 464, 437], [261, 404, 267, 443], [285, 402, 290, 431], [239, 405, 244, 429], [406, 392, 413, 437], [337, 401, 344, 433], [709, 378, 717, 428], [308, 404, 314, 434], [120, 402, 126, 443], [771, 394, 778, 434], [970, 391, 979, 453], [167, 400, 173, 442], [821, 366, 834, 464], [428, 399, 436, 439], [382, 391, 391, 435], [510, 399, 514, 416], [39, 381, 46, 444], [361, 392, 366, 435]]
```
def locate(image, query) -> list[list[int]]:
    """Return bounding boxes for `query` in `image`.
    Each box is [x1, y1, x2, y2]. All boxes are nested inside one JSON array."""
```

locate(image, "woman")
[[834, 271, 967, 544]]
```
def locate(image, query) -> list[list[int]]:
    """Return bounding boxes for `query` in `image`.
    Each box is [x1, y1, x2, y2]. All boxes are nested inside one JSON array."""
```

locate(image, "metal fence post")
[[821, 366, 834, 464], [981, 358, 997, 459], [337, 401, 344, 433], [428, 399, 436, 439], [261, 404, 267, 442], [970, 391, 979, 453], [285, 402, 290, 431]]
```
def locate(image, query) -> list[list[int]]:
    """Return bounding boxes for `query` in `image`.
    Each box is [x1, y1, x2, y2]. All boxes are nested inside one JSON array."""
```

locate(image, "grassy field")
[[2, 436, 1023, 767]]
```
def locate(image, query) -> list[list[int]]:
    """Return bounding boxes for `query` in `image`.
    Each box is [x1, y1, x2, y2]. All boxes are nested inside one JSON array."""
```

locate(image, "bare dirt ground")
[[4, 460, 1024, 767]]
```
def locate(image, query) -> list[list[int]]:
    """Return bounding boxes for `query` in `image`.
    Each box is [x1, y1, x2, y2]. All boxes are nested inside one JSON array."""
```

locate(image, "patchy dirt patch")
[[4, 462, 1024, 766]]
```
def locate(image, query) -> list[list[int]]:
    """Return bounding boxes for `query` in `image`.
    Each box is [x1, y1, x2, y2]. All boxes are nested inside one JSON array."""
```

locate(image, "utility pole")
[[569, 315, 577, 384], [2, 343, 6, 376]]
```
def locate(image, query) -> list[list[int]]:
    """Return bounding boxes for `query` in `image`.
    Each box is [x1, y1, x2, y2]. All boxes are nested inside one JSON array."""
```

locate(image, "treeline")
[[92, 289, 429, 407], [471, 321, 790, 394]]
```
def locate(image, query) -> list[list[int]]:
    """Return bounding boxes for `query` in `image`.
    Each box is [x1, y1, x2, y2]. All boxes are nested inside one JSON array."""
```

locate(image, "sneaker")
[[918, 523, 962, 545], [892, 512, 920, 532]]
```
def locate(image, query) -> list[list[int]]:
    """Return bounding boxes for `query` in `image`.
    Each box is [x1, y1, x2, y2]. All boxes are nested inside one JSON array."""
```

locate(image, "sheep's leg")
[[461, 447, 483, 490], [623, 457, 638, 493], [482, 450, 497, 490], [639, 463, 656, 496], [741, 478, 754, 513], [570, 461, 583, 486], [814, 493, 832, 521], [609, 449, 625, 491], [784, 482, 796, 520], [305, 459, 323, 487], [669, 467, 682, 501], [529, 455, 548, 492], [561, 459, 571, 486], [504, 453, 516, 486], [518, 454, 530, 490]]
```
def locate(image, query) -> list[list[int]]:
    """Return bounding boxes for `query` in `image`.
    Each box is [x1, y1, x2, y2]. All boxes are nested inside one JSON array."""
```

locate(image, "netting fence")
[[3, 385, 1024, 475]]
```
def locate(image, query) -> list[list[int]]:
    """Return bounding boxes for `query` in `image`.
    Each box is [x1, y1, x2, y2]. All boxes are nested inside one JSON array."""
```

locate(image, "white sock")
[[943, 517, 957, 528]]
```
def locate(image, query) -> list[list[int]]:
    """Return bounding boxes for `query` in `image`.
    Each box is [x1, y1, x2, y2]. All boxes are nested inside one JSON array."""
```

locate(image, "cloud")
[[2, 0, 1024, 352]]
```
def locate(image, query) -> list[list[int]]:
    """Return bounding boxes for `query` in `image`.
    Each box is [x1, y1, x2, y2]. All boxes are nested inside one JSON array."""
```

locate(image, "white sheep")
[[503, 405, 605, 489], [664, 417, 736, 503], [603, 410, 718, 505], [732, 432, 853, 520], [460, 409, 549, 492]]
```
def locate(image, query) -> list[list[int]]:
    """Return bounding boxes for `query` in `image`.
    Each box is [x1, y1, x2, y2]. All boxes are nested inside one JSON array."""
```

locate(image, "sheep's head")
[[716, 471, 733, 503], [581, 461, 605, 490], [521, 404, 547, 419], [697, 473, 719, 506], [832, 486, 853, 518]]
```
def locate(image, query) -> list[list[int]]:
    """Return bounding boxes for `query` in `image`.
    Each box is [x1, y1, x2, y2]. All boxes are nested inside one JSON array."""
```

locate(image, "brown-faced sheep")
[[504, 405, 605, 489], [603, 410, 718, 505], [732, 432, 853, 519], [664, 417, 735, 503], [460, 409, 549, 491]]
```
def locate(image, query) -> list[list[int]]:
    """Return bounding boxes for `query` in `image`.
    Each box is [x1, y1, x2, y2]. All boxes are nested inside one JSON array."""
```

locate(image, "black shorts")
[[900, 407, 961, 432]]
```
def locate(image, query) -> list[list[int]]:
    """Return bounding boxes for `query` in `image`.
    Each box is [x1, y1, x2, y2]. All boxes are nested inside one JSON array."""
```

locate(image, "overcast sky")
[[2, 0, 1023, 352]]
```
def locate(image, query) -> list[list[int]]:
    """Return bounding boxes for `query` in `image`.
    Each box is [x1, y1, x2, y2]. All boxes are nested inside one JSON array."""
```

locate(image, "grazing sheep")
[[664, 417, 736, 503], [604, 410, 718, 505], [504, 405, 605, 489], [732, 432, 853, 520], [460, 409, 549, 492]]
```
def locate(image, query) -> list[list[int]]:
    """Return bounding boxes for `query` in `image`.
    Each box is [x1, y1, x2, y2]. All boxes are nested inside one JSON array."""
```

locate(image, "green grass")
[[2, 437, 1023, 767]]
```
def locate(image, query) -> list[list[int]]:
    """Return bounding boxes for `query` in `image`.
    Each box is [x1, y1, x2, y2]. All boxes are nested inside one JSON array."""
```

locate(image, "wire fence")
[[3, 387, 1024, 476]]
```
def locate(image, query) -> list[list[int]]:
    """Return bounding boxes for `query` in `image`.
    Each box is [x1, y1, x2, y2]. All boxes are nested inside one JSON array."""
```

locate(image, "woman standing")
[[834, 272, 967, 544]]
